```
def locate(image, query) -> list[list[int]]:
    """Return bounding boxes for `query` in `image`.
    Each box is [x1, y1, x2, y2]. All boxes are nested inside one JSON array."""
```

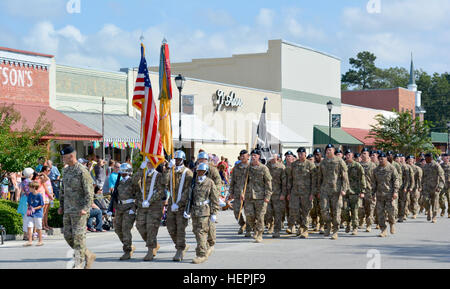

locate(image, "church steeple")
[[409, 52, 416, 86]]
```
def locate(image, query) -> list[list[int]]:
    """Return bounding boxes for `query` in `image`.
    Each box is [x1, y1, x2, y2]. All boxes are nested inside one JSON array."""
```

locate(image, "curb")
[[3, 228, 64, 242]]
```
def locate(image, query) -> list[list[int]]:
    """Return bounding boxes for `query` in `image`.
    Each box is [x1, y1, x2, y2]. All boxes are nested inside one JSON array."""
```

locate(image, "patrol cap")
[[284, 151, 294, 157], [344, 149, 352, 155], [251, 149, 261, 156], [297, 147, 306, 153], [197, 163, 209, 171], [61, 146, 75, 156], [361, 147, 370, 153], [313, 148, 322, 155], [239, 149, 249, 155]]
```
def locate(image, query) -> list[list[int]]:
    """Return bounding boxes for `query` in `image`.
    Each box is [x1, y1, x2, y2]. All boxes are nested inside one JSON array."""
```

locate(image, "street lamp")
[[447, 122, 450, 154], [175, 74, 185, 149], [327, 101, 333, 145]]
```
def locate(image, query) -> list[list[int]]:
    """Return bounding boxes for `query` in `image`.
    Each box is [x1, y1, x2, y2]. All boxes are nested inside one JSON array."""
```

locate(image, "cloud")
[[1, 0, 66, 18], [256, 8, 275, 28]]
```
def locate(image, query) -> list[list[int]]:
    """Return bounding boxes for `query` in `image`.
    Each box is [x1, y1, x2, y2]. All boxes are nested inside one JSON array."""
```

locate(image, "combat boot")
[[286, 225, 293, 234], [441, 209, 445, 217], [324, 227, 331, 237], [238, 224, 246, 234], [296, 227, 303, 237], [412, 214, 417, 219], [153, 243, 160, 256], [120, 245, 135, 260], [254, 232, 263, 243], [365, 224, 372, 232], [173, 250, 183, 262], [314, 223, 320, 232], [378, 228, 387, 237], [300, 230, 309, 239], [144, 249, 154, 261], [192, 256, 207, 264], [390, 224, 395, 234], [272, 231, 280, 238], [398, 217, 403, 223], [352, 228, 358, 235], [345, 225, 351, 233], [427, 214, 431, 221], [206, 245, 214, 257], [319, 225, 325, 234], [432, 217, 437, 223], [375, 224, 380, 230], [245, 230, 252, 238], [267, 223, 274, 234], [84, 249, 96, 269], [330, 229, 338, 240]]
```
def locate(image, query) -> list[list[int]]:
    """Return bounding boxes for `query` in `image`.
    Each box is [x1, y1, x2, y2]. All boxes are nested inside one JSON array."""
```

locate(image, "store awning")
[[314, 125, 363, 145], [341, 127, 376, 146], [172, 113, 227, 143], [61, 111, 141, 143], [252, 120, 309, 146], [4, 102, 102, 141], [431, 132, 448, 143]]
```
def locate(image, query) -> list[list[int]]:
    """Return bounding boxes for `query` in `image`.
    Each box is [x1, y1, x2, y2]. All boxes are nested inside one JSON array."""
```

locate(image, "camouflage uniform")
[[191, 177, 220, 259], [284, 162, 293, 230], [409, 164, 423, 216], [133, 168, 169, 259], [344, 161, 366, 231], [286, 159, 315, 236], [359, 161, 377, 229], [317, 157, 349, 238], [373, 163, 399, 235], [244, 163, 272, 241], [398, 162, 414, 220], [422, 161, 445, 221], [60, 162, 94, 268], [114, 177, 137, 255], [205, 163, 222, 248], [229, 162, 250, 234], [167, 165, 193, 256], [266, 161, 287, 236], [439, 162, 450, 216], [310, 161, 324, 231], [391, 161, 403, 218]]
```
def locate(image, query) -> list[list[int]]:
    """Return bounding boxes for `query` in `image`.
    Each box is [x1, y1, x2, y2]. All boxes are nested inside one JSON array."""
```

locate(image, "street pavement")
[[0, 210, 449, 269]]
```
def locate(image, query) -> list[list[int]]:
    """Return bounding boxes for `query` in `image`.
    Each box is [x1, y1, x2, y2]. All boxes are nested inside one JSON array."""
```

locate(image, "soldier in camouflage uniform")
[[284, 151, 296, 233], [266, 152, 287, 238], [190, 163, 220, 264], [109, 163, 137, 260], [359, 148, 377, 232], [286, 147, 315, 238], [58, 146, 95, 269], [229, 150, 251, 236], [406, 155, 422, 219], [387, 152, 402, 219], [196, 151, 222, 253], [439, 154, 450, 218], [310, 148, 324, 233], [422, 153, 445, 223], [373, 152, 400, 237], [167, 151, 193, 262], [317, 144, 349, 240], [396, 154, 414, 222], [344, 150, 366, 235], [133, 160, 169, 261], [241, 149, 272, 243]]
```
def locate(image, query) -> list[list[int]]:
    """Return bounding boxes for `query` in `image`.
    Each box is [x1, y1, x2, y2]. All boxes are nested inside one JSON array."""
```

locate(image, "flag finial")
[[140, 34, 145, 42], [264, 97, 268, 101], [162, 37, 168, 45]]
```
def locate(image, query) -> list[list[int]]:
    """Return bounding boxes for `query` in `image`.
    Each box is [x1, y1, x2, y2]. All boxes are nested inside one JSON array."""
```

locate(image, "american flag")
[[132, 44, 164, 167]]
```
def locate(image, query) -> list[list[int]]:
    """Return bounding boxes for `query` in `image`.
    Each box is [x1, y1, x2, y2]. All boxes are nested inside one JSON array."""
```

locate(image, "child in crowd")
[[24, 181, 44, 247]]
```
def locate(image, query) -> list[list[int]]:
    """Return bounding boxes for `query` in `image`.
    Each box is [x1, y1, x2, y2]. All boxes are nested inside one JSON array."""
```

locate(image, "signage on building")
[[332, 114, 341, 128], [216, 89, 243, 111]]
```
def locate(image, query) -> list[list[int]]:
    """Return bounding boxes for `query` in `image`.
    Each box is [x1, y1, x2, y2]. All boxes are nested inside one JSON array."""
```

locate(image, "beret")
[[284, 151, 294, 156], [378, 152, 387, 158], [307, 154, 313, 159], [334, 149, 342, 155], [251, 149, 261, 156], [239, 149, 249, 155], [325, 144, 334, 150], [425, 153, 433, 158], [354, 153, 360, 158], [297, 147, 306, 153], [61, 146, 75, 156], [313, 148, 322, 155], [344, 149, 352, 155]]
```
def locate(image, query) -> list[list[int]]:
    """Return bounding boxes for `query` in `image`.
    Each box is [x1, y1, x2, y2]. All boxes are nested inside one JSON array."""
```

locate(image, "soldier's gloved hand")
[[171, 203, 179, 212], [140, 160, 148, 169], [183, 211, 191, 219], [106, 211, 113, 216], [168, 159, 176, 169], [219, 199, 226, 207], [210, 214, 217, 223], [129, 209, 135, 215]]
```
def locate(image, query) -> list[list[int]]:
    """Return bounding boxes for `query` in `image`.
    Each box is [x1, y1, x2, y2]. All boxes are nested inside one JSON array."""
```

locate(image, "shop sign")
[[216, 89, 243, 111]]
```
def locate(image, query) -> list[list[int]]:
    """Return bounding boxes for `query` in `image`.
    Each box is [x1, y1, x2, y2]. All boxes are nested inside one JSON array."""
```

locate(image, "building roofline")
[[281, 39, 341, 61], [342, 87, 413, 93], [0, 47, 54, 58]]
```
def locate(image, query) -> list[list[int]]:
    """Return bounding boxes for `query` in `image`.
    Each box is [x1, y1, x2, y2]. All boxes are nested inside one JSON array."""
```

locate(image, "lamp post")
[[447, 122, 450, 154], [327, 101, 333, 145], [175, 74, 185, 149]]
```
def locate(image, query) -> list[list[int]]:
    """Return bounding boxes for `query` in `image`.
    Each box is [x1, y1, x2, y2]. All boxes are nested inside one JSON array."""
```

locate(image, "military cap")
[[394, 153, 401, 159], [313, 148, 322, 155], [297, 147, 306, 153], [354, 153, 360, 158], [239, 149, 249, 155], [344, 149, 352, 155], [424, 153, 433, 158], [307, 154, 314, 159], [334, 149, 342, 155], [251, 149, 261, 156], [405, 155, 414, 160], [285, 151, 294, 157], [377, 150, 382, 155], [61, 146, 75, 155], [419, 158, 425, 162], [386, 151, 394, 156], [361, 147, 370, 153], [325, 144, 334, 150], [378, 152, 387, 158]]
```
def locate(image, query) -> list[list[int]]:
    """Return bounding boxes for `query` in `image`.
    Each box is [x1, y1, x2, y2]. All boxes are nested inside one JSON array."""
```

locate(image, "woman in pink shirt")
[[41, 166, 54, 231]]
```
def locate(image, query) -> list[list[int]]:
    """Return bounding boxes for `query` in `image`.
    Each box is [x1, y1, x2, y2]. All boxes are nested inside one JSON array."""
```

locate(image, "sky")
[[1, 0, 449, 75]]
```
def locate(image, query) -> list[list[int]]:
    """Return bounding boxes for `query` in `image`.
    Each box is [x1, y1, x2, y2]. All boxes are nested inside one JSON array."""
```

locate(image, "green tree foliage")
[[342, 51, 379, 89], [368, 110, 440, 156], [0, 104, 53, 174]]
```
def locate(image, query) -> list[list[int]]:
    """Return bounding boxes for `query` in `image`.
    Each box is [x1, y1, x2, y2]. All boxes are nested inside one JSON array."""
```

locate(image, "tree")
[[0, 104, 53, 174], [368, 110, 439, 156], [422, 72, 450, 133], [342, 51, 379, 90]]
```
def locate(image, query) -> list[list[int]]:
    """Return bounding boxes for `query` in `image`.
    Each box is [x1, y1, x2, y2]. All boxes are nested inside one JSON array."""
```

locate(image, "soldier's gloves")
[[171, 203, 179, 212], [106, 211, 113, 216], [183, 211, 191, 219], [142, 200, 150, 208], [168, 159, 176, 169], [129, 209, 135, 215], [219, 198, 226, 207], [140, 160, 148, 169], [210, 214, 217, 223]]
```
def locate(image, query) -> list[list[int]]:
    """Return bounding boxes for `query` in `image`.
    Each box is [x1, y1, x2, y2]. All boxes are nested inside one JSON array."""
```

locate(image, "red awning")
[[341, 127, 376, 146], [3, 101, 102, 141]]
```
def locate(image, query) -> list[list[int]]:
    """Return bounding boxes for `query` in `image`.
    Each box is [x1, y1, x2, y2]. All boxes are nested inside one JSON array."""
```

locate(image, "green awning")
[[431, 132, 448, 143], [314, 125, 363, 145]]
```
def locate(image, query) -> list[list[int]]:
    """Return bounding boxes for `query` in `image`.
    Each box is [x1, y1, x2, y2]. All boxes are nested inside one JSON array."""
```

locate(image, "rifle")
[[107, 174, 122, 213], [184, 170, 197, 217]]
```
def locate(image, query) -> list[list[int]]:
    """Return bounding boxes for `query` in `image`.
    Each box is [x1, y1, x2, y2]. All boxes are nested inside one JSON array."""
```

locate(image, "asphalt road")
[[1, 210, 449, 269]]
